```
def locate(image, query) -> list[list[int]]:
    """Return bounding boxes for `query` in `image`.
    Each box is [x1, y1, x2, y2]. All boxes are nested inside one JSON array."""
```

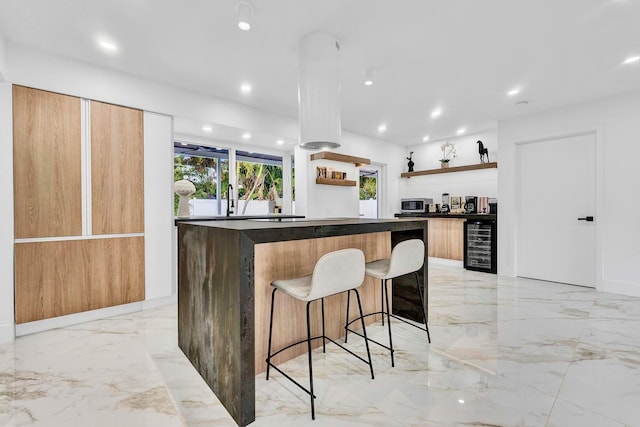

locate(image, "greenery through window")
[[236, 151, 283, 215], [173, 143, 230, 215], [359, 174, 377, 200]]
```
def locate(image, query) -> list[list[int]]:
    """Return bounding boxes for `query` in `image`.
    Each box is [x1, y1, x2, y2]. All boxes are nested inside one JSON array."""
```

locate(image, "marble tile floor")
[[1, 265, 640, 426]]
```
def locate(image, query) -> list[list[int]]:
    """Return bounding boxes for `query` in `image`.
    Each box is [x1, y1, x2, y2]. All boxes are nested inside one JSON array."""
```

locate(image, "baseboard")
[[0, 323, 15, 344], [428, 257, 464, 268], [16, 302, 144, 336], [142, 294, 177, 310], [599, 280, 640, 298], [15, 294, 177, 337]]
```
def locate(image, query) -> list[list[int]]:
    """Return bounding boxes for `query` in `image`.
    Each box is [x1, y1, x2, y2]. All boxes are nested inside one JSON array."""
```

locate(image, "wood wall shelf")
[[310, 152, 370, 166], [401, 162, 498, 178], [316, 177, 357, 187]]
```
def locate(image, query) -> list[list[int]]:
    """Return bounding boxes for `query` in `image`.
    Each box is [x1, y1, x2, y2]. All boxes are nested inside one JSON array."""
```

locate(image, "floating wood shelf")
[[310, 152, 370, 166], [316, 177, 357, 187], [401, 162, 498, 178]]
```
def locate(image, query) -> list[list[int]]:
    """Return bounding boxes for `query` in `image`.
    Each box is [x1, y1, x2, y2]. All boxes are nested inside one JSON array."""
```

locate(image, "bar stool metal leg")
[[306, 301, 315, 420], [381, 279, 385, 326], [344, 291, 350, 343], [414, 272, 431, 343], [321, 298, 326, 353], [383, 279, 395, 367], [266, 288, 277, 381], [353, 289, 375, 380]]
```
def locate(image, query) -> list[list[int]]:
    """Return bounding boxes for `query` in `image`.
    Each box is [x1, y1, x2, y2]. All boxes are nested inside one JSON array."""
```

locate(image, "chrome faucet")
[[226, 184, 235, 217]]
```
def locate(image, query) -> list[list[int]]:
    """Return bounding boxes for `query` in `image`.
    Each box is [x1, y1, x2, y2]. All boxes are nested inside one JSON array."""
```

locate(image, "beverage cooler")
[[464, 219, 497, 274]]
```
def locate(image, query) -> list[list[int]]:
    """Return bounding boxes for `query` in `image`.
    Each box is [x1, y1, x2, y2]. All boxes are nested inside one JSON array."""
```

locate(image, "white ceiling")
[[1, 0, 639, 147]]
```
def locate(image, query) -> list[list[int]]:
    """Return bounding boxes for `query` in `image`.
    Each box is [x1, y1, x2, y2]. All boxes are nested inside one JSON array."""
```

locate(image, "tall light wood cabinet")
[[13, 86, 83, 238], [91, 101, 144, 235], [13, 85, 145, 324]]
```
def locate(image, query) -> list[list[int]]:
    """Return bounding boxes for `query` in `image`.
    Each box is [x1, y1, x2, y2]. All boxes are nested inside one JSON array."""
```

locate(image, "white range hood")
[[298, 32, 341, 150]]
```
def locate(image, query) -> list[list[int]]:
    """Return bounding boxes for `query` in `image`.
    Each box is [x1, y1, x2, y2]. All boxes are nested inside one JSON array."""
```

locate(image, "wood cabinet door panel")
[[15, 237, 145, 324], [91, 101, 144, 235], [428, 218, 464, 260], [13, 86, 82, 238]]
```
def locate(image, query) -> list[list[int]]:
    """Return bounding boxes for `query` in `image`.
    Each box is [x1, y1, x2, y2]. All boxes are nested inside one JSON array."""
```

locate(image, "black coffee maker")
[[464, 196, 477, 214], [441, 193, 450, 214]]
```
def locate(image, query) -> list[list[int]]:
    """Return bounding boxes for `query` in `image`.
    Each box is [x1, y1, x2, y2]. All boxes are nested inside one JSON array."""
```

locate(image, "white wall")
[[5, 42, 298, 143], [0, 37, 6, 81], [0, 82, 14, 342], [295, 132, 405, 219], [498, 91, 640, 296], [144, 112, 175, 301], [400, 130, 498, 204]]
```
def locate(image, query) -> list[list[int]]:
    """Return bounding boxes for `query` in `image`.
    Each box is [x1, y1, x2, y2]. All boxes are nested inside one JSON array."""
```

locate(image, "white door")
[[517, 132, 596, 287]]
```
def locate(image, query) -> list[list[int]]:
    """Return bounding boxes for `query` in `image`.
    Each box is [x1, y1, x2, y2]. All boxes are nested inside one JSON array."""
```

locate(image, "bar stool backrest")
[[387, 239, 425, 279], [306, 248, 365, 301]]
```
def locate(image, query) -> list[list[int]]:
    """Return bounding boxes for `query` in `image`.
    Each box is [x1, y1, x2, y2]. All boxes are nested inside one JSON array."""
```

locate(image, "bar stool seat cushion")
[[364, 259, 391, 279], [271, 248, 365, 302], [272, 275, 313, 300], [365, 239, 425, 281]]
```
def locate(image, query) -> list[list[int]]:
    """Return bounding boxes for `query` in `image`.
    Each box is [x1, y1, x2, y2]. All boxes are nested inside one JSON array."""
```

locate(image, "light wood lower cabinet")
[[14, 237, 145, 324], [428, 218, 465, 260]]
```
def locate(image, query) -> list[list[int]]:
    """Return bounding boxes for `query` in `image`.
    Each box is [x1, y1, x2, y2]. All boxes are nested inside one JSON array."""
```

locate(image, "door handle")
[[577, 216, 594, 222]]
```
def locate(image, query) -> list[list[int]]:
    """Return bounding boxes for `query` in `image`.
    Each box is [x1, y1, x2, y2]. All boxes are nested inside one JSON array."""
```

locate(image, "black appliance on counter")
[[489, 198, 498, 215], [441, 193, 450, 214], [464, 196, 477, 214], [464, 219, 497, 274]]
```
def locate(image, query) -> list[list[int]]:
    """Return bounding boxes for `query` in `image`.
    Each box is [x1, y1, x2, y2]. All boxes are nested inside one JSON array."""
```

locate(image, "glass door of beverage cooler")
[[464, 220, 497, 273]]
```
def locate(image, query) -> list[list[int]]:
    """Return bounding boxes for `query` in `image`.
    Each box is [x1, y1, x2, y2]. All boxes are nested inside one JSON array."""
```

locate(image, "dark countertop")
[[174, 214, 305, 225], [177, 217, 427, 244], [395, 212, 497, 221]]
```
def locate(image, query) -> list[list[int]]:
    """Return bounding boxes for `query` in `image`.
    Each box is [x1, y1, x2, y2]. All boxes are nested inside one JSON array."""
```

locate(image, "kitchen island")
[[176, 218, 428, 426]]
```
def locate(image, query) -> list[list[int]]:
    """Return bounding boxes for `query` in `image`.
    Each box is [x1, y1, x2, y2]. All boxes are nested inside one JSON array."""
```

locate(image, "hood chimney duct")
[[298, 32, 341, 150]]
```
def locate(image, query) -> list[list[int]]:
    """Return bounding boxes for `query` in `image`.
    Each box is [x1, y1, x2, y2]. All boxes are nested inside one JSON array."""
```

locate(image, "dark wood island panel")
[[177, 218, 428, 426]]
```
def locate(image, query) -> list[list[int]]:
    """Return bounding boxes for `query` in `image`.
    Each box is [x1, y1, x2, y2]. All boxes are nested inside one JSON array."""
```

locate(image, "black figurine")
[[406, 151, 415, 172], [477, 141, 489, 163]]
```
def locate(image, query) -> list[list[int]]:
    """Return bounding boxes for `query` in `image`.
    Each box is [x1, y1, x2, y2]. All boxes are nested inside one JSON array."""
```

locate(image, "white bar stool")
[[344, 239, 431, 367], [265, 248, 375, 420]]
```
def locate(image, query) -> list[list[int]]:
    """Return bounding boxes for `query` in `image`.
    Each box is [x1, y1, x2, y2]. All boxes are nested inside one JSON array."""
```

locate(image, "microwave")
[[401, 198, 432, 213]]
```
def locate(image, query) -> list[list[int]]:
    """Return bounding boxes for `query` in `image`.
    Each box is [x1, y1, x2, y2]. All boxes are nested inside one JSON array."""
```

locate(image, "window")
[[236, 151, 283, 215], [173, 143, 229, 216]]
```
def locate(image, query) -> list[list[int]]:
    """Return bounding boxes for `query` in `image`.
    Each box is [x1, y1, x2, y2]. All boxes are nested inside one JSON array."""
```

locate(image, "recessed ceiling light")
[[98, 39, 118, 52], [458, 399, 465, 404], [422, 135, 430, 142], [623, 55, 640, 65], [431, 108, 442, 118], [202, 125, 213, 132], [364, 69, 374, 86], [276, 139, 284, 145], [456, 127, 466, 135], [242, 132, 251, 140], [507, 87, 521, 96], [240, 83, 252, 94], [378, 124, 387, 133], [237, 2, 253, 31]]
